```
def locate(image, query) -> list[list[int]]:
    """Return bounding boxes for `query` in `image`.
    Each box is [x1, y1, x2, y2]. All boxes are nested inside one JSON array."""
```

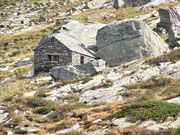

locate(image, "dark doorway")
[[80, 56, 84, 64]]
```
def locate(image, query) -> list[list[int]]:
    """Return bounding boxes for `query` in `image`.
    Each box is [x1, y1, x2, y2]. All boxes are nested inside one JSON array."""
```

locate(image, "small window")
[[80, 56, 84, 64], [48, 55, 59, 62]]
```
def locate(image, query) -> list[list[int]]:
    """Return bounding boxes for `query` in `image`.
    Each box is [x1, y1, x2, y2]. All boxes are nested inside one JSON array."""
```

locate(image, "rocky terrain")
[[0, 0, 180, 135]]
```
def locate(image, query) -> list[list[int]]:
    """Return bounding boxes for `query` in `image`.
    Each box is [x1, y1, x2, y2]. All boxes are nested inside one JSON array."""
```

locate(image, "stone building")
[[34, 33, 97, 74], [158, 5, 180, 43]]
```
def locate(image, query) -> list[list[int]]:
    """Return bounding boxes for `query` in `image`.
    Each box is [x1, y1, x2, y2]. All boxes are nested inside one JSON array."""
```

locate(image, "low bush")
[[3, 96, 13, 102], [64, 103, 91, 112], [15, 128, 28, 134], [113, 100, 180, 123], [47, 106, 68, 121], [103, 82, 113, 88], [33, 105, 56, 114], [26, 97, 50, 107]]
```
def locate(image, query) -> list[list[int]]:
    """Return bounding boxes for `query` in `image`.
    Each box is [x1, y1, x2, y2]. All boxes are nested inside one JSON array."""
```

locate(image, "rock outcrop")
[[96, 19, 169, 66], [49, 60, 106, 81]]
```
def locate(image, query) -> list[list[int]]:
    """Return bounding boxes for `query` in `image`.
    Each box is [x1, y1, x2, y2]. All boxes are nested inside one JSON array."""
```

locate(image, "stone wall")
[[72, 52, 95, 65], [34, 36, 72, 74]]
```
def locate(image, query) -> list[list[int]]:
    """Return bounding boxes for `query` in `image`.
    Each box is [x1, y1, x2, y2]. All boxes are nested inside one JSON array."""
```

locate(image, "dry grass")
[[146, 49, 180, 65], [0, 24, 55, 60], [123, 76, 180, 103]]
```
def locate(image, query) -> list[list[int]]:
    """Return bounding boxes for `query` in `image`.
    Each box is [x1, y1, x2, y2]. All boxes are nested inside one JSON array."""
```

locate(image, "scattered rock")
[[92, 118, 102, 123], [39, 16, 47, 22], [138, 120, 156, 128], [0, 110, 9, 124], [15, 57, 33, 67], [167, 97, 180, 104], [49, 59, 106, 81], [145, 117, 180, 130], [87, 12, 107, 20], [112, 118, 134, 128], [104, 13, 116, 20], [0, 64, 9, 71], [55, 123, 80, 134], [84, 129, 106, 135], [23, 68, 34, 78], [85, 0, 112, 9], [7, 130, 14, 135], [23, 91, 37, 97]]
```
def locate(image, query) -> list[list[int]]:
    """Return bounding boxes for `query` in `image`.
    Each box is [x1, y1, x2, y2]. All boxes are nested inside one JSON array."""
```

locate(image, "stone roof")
[[54, 20, 106, 47], [52, 33, 97, 58]]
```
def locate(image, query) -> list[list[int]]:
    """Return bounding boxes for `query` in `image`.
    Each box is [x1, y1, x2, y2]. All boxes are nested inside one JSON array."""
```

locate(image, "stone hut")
[[158, 5, 180, 43], [34, 33, 97, 74]]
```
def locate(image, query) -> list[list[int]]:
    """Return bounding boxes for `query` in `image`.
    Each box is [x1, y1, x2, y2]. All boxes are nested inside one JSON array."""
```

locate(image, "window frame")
[[47, 54, 60, 62]]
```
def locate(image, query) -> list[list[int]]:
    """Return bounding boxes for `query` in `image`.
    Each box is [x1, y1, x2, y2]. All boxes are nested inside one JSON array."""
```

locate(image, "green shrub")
[[15, 128, 28, 134], [33, 105, 56, 114], [3, 96, 13, 102], [26, 97, 50, 107], [65, 103, 91, 112], [103, 82, 113, 88], [113, 100, 180, 123]]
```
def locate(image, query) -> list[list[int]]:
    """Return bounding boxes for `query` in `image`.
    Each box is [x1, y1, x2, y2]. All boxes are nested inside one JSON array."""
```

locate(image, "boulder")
[[15, 57, 33, 67], [49, 59, 106, 81], [23, 68, 34, 78], [85, 0, 113, 9], [113, 0, 152, 8], [137, 0, 166, 11], [39, 16, 47, 22], [96, 19, 169, 66]]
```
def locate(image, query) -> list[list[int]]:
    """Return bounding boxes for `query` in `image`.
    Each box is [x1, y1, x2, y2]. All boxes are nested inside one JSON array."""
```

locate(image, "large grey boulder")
[[49, 59, 106, 81], [96, 19, 169, 66]]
